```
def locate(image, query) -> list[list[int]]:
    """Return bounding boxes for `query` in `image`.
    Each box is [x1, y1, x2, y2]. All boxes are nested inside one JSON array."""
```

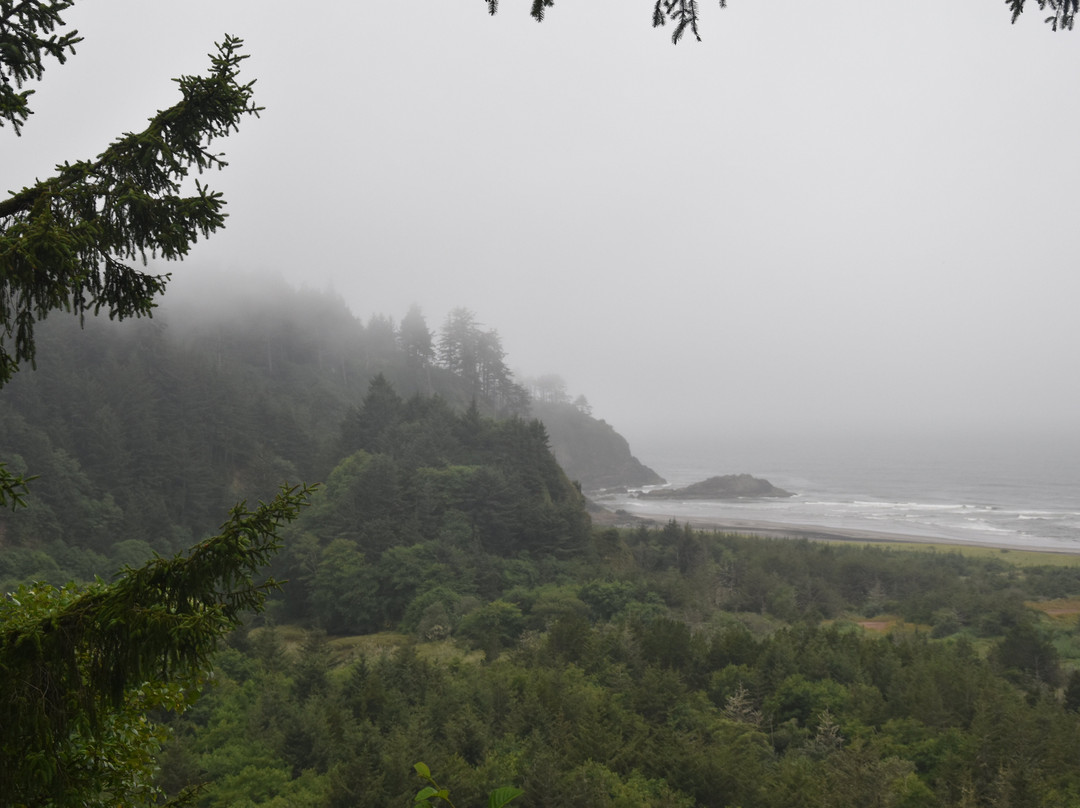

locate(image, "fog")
[[5, 0, 1079, 453]]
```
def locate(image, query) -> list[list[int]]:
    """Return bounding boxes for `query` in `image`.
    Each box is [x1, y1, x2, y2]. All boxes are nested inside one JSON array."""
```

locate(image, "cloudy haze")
[[5, 0, 1079, 452]]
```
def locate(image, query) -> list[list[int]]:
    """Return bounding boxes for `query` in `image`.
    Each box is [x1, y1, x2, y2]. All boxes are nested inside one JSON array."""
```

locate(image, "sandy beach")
[[594, 507, 1080, 555]]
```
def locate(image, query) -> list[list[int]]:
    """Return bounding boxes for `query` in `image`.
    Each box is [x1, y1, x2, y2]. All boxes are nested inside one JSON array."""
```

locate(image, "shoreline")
[[594, 506, 1080, 555]]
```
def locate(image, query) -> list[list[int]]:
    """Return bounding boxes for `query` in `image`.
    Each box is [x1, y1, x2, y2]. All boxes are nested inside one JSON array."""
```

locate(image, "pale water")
[[604, 429, 1080, 552]]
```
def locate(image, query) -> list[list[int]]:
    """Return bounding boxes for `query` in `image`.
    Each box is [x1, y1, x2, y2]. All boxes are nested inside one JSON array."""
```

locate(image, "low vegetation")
[[153, 509, 1080, 807]]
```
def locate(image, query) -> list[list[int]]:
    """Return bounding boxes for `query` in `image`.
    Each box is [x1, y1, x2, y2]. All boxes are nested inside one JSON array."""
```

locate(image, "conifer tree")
[[399, 303, 434, 366]]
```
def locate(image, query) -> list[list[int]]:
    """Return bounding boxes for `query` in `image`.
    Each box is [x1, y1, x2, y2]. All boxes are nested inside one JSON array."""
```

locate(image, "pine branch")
[[531, 0, 554, 23], [0, 484, 315, 804], [0, 461, 35, 509], [652, 0, 702, 43], [0, 35, 262, 387], [0, 0, 83, 134], [1011, 0, 1078, 29], [491, 0, 1076, 39]]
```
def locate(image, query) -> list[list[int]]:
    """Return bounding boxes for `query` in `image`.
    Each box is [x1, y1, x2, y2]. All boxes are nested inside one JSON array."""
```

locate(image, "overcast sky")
[[5, 0, 1079, 451]]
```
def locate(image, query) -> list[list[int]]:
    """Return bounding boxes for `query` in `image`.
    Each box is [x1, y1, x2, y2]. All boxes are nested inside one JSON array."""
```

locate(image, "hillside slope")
[[0, 284, 650, 585]]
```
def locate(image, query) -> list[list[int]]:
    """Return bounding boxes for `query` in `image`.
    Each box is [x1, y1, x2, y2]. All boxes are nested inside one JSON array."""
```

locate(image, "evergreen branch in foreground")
[[0, 34, 262, 387], [0, 483, 315, 807]]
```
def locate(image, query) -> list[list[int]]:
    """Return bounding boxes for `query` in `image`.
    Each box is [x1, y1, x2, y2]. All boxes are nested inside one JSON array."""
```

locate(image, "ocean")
[[604, 428, 1080, 552]]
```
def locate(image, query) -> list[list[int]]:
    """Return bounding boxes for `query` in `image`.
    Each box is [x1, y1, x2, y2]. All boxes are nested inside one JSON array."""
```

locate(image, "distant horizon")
[[625, 420, 1080, 475]]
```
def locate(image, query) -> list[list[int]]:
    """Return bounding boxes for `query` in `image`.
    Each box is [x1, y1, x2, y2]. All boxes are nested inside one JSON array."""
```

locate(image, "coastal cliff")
[[531, 401, 665, 490]]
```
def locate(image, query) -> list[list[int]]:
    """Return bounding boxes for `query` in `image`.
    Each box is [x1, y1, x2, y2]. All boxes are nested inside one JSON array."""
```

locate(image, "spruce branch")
[[0, 0, 83, 134], [0, 35, 261, 387], [653, 0, 703, 43], [1009, 0, 1079, 29], [487, 0, 1075, 39], [0, 461, 35, 509], [531, 0, 554, 23], [0, 484, 315, 803]]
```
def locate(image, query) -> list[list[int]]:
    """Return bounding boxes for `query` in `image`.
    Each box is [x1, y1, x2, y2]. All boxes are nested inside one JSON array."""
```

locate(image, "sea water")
[[605, 428, 1080, 552]]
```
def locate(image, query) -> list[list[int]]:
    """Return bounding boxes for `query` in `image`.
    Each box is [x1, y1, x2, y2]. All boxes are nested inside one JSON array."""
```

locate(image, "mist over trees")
[[437, 308, 530, 416], [0, 283, 642, 584], [518, 374, 662, 489]]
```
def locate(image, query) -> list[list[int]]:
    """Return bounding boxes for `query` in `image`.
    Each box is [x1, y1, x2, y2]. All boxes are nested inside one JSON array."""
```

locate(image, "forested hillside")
[[0, 284, 635, 591], [270, 382, 590, 635]]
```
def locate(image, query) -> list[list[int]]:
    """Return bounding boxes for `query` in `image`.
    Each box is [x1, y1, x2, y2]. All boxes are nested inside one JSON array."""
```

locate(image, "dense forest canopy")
[[157, 521, 1080, 808]]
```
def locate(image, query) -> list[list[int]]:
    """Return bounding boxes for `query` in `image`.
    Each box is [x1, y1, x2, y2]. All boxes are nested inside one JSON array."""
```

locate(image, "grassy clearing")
[[823, 539, 1080, 568], [324, 633, 484, 665], [829, 615, 927, 635], [326, 632, 413, 664], [853, 617, 902, 633], [246, 628, 487, 669], [414, 639, 486, 666], [247, 623, 309, 656], [1028, 597, 1080, 624]]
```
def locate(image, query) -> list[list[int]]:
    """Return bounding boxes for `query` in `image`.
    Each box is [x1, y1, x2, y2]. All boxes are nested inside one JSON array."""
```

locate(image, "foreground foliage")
[[413, 762, 522, 808], [0, 485, 312, 807]]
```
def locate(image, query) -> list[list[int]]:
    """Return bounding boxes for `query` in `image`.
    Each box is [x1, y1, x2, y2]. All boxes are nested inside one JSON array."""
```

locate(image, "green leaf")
[[488, 787, 525, 808], [414, 786, 438, 801], [414, 761, 432, 779]]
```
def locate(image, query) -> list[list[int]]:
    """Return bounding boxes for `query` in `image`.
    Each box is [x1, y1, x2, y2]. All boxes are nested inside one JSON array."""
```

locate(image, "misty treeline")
[[0, 278, 616, 806], [156, 520, 1080, 808], [0, 283, 603, 589]]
